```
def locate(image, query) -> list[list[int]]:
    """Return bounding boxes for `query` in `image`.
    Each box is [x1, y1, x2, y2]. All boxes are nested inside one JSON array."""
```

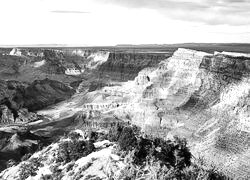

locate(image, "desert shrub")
[[88, 130, 98, 141], [107, 123, 124, 142], [152, 137, 175, 167], [108, 124, 191, 169], [50, 165, 63, 180], [68, 131, 81, 141], [131, 125, 141, 136], [41, 174, 53, 180], [151, 137, 192, 169], [173, 136, 192, 169], [118, 126, 137, 151], [21, 153, 32, 161], [6, 159, 17, 168], [19, 158, 44, 179], [85, 140, 96, 154], [96, 131, 108, 141], [133, 137, 154, 164], [176, 156, 231, 180], [65, 162, 75, 172], [107, 124, 229, 179], [130, 136, 191, 170], [57, 139, 95, 163], [120, 154, 177, 180], [120, 153, 230, 180], [179, 164, 231, 180]]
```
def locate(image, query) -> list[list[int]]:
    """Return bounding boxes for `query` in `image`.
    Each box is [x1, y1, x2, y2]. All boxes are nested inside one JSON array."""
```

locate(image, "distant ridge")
[[1, 43, 250, 53], [1, 43, 250, 48], [0, 44, 90, 48]]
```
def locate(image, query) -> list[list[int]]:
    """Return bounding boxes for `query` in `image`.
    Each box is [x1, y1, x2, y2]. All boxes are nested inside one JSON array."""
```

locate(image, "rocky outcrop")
[[0, 105, 14, 124], [41, 49, 66, 74], [87, 51, 110, 69], [0, 130, 51, 172], [15, 79, 75, 111], [71, 48, 250, 179], [9, 48, 22, 56], [98, 52, 169, 81], [0, 105, 36, 125], [0, 79, 75, 122]]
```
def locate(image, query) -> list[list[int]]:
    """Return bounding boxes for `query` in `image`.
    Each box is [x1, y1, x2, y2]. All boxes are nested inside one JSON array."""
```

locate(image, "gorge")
[[0, 44, 250, 179]]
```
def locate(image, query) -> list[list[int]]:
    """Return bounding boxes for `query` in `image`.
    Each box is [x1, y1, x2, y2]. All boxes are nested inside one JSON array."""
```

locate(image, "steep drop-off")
[[0, 79, 75, 124], [0, 130, 51, 172], [62, 48, 250, 179], [1, 47, 250, 178], [97, 52, 169, 81]]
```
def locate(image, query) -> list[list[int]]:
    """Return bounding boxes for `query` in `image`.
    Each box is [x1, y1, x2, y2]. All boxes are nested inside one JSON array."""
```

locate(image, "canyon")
[[0, 44, 250, 179]]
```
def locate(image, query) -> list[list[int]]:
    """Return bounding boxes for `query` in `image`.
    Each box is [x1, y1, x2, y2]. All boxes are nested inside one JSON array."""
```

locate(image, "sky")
[[0, 0, 249, 46]]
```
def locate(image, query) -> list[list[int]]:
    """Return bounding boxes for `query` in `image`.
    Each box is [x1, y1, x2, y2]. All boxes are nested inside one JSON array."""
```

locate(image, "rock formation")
[[70, 48, 250, 179], [1, 47, 250, 178], [97, 52, 169, 81], [0, 105, 14, 124], [0, 79, 75, 123], [9, 48, 22, 56]]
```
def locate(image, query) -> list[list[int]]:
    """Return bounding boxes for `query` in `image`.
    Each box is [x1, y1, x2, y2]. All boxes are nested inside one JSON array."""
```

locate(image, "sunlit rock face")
[[77, 48, 250, 178], [0, 131, 122, 180], [87, 51, 110, 69], [133, 49, 250, 178], [0, 105, 14, 124], [9, 48, 22, 56], [13, 48, 249, 179], [70, 49, 111, 70], [65, 68, 84, 76], [0, 106, 36, 125]]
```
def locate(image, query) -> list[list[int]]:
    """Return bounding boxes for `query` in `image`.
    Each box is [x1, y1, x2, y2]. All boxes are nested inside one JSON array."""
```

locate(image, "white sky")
[[0, 0, 249, 46]]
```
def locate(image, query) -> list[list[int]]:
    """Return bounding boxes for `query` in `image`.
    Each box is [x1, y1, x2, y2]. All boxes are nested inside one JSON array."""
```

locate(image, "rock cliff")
[[71, 48, 250, 179], [0, 130, 50, 172], [0, 79, 75, 124], [97, 52, 169, 81], [1, 47, 250, 178]]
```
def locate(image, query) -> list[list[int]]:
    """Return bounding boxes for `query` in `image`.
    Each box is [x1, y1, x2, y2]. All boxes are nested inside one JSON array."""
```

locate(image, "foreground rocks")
[[0, 127, 230, 180]]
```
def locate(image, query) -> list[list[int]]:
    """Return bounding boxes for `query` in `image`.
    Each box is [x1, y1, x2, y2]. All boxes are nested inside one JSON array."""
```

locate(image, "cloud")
[[95, 0, 250, 26], [50, 10, 90, 14]]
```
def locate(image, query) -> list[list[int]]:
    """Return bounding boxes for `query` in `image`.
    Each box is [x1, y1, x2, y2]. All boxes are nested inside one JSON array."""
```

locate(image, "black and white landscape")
[[0, 0, 250, 180]]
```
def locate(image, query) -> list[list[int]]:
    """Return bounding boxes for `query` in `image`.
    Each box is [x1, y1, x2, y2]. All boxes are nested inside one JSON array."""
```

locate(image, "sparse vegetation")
[[57, 139, 95, 163], [2, 124, 231, 180], [56, 132, 96, 163], [19, 157, 44, 179], [118, 126, 137, 151], [107, 124, 230, 180]]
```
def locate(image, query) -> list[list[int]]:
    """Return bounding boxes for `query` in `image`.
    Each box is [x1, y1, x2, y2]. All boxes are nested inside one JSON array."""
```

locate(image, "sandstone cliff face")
[[97, 52, 169, 81], [70, 48, 250, 179], [132, 49, 250, 178]]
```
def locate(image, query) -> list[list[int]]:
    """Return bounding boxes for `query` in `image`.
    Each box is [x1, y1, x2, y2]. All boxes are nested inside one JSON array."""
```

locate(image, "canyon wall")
[[97, 52, 169, 81], [0, 79, 75, 124], [77, 48, 250, 179]]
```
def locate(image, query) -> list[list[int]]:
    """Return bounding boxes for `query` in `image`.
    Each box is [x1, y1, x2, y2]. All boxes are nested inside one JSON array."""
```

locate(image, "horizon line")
[[1, 42, 250, 48]]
